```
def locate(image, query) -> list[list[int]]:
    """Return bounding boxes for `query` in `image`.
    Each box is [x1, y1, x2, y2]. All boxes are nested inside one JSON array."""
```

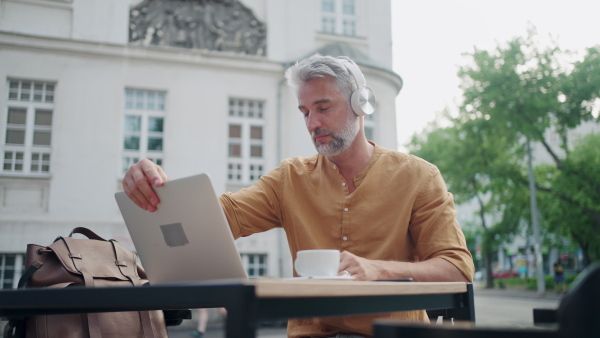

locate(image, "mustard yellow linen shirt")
[[220, 143, 474, 338]]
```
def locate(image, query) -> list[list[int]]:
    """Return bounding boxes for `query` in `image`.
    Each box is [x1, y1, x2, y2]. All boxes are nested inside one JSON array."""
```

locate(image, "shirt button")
[[343, 207, 348, 212], [342, 182, 346, 187], [343, 236, 348, 241]]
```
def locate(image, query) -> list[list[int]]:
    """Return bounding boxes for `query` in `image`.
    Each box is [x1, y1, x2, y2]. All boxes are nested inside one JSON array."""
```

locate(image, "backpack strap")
[[108, 240, 140, 283], [60, 236, 103, 338], [68, 227, 106, 241], [109, 240, 156, 338], [17, 260, 44, 289]]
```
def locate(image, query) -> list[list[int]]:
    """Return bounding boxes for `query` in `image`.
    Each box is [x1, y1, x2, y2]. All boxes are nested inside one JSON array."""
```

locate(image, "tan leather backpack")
[[3, 227, 168, 338]]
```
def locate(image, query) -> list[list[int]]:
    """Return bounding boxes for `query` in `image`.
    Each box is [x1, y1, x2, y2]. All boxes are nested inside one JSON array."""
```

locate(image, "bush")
[[526, 276, 553, 290], [525, 274, 578, 291], [487, 274, 579, 290]]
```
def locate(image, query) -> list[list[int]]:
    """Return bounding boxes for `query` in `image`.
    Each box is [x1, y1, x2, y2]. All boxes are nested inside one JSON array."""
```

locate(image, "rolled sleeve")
[[220, 168, 283, 239], [410, 165, 474, 282]]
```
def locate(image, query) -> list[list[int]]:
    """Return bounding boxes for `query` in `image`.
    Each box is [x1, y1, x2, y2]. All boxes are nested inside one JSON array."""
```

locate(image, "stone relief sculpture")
[[129, 0, 266, 56]]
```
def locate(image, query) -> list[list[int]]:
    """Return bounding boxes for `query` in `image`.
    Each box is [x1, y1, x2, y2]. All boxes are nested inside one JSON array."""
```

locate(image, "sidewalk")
[[473, 283, 565, 301]]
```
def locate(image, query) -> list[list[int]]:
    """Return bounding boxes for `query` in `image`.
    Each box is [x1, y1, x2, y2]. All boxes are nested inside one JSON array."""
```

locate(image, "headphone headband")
[[337, 58, 376, 116], [339, 58, 367, 88]]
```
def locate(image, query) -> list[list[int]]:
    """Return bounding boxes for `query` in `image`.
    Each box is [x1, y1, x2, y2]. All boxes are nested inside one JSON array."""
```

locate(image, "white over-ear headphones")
[[338, 58, 376, 116]]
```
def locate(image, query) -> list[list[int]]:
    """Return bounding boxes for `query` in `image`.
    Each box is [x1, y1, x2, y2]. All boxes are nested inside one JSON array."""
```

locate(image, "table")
[[0, 278, 475, 338]]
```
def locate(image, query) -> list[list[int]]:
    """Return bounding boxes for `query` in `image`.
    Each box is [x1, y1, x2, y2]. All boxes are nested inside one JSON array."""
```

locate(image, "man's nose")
[[306, 112, 321, 132]]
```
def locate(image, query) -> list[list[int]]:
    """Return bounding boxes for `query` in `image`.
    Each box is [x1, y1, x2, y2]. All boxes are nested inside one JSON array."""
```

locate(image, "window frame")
[[364, 112, 376, 142], [0, 254, 24, 290], [240, 253, 268, 277], [2, 79, 55, 177], [121, 88, 166, 175], [227, 98, 266, 186], [320, 0, 360, 37]]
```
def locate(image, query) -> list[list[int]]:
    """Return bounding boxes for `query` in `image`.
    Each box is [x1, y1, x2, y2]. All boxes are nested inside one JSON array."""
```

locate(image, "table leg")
[[450, 283, 476, 322], [224, 286, 259, 338], [465, 283, 476, 322]]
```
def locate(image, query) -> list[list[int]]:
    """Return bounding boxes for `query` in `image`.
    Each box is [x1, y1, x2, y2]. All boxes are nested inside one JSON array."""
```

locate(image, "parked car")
[[474, 270, 484, 281]]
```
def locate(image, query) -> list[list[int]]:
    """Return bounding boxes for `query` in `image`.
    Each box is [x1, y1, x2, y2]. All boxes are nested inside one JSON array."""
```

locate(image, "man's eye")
[[319, 107, 329, 112]]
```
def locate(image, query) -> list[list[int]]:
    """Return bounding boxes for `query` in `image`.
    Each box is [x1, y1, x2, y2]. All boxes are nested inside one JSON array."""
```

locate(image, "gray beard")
[[312, 114, 360, 156]]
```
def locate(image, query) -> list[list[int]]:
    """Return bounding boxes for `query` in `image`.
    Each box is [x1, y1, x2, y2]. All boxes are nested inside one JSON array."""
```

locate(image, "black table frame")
[[0, 281, 475, 338]]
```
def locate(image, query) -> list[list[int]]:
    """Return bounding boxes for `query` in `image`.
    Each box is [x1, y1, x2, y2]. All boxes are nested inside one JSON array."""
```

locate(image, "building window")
[[241, 253, 268, 277], [342, 19, 356, 36], [227, 98, 265, 184], [0, 254, 23, 290], [321, 0, 358, 36], [322, 0, 335, 12], [364, 113, 376, 142], [2, 79, 55, 175], [122, 89, 165, 174]]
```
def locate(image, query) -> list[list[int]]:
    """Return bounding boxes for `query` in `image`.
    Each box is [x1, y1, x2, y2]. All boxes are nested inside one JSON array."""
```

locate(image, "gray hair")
[[284, 53, 358, 101]]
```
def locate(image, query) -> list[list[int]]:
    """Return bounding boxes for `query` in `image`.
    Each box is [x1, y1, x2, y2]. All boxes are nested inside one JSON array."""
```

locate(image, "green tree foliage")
[[456, 28, 600, 267], [458, 28, 599, 168], [408, 27, 600, 276], [536, 133, 600, 265], [559, 47, 600, 133]]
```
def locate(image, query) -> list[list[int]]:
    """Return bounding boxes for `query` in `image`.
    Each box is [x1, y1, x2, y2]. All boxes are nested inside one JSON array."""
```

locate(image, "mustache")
[[311, 129, 334, 138]]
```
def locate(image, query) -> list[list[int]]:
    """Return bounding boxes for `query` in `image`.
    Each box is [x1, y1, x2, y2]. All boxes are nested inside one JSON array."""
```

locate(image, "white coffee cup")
[[294, 249, 340, 277]]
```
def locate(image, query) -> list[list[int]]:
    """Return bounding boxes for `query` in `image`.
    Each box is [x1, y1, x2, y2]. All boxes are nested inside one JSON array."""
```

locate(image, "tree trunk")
[[485, 251, 494, 289], [572, 232, 592, 268]]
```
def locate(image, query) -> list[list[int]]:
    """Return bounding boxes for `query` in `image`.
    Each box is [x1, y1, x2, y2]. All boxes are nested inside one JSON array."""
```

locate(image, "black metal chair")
[[163, 309, 193, 327], [374, 263, 600, 338]]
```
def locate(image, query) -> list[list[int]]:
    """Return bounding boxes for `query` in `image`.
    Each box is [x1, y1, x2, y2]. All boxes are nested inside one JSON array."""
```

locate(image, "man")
[[553, 259, 567, 294], [123, 54, 474, 337]]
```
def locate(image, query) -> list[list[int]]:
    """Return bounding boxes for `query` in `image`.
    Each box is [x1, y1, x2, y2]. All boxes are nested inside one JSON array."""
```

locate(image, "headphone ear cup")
[[350, 86, 376, 116], [350, 89, 366, 116]]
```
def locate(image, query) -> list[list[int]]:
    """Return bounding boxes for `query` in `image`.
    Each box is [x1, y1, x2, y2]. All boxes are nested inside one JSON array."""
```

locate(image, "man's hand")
[[338, 251, 383, 281], [122, 159, 170, 212], [338, 251, 470, 282]]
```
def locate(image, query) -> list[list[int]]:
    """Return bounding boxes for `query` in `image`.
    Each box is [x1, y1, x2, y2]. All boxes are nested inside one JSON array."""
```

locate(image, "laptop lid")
[[114, 173, 248, 284]]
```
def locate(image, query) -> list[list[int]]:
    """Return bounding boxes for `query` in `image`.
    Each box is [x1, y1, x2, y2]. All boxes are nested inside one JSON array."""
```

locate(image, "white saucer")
[[291, 275, 355, 280]]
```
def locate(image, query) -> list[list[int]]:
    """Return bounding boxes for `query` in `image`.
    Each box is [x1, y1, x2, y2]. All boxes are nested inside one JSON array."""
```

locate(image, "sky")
[[391, 0, 600, 152]]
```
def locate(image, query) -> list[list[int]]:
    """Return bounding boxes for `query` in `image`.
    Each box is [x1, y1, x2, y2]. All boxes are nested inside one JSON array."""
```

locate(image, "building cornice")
[[0, 31, 403, 93], [296, 42, 403, 94], [0, 31, 283, 74], [361, 65, 403, 94]]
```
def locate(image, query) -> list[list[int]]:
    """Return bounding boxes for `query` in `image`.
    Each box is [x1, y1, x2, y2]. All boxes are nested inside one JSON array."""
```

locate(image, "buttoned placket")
[[333, 163, 352, 247], [341, 199, 351, 246]]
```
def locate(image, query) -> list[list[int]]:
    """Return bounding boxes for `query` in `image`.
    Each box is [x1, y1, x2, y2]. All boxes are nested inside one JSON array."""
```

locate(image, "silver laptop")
[[114, 173, 248, 284]]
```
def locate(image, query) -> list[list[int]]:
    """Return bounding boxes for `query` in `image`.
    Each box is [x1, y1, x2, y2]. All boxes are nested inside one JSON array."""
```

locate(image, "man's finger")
[[124, 172, 153, 211], [125, 185, 147, 211], [156, 165, 171, 186], [139, 159, 164, 188], [132, 165, 160, 209]]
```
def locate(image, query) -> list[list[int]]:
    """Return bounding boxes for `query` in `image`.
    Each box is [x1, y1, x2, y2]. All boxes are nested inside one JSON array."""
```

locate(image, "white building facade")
[[0, 0, 402, 288]]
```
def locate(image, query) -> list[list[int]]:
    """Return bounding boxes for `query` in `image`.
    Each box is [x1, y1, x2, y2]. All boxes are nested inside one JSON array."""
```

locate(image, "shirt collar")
[[318, 141, 382, 187]]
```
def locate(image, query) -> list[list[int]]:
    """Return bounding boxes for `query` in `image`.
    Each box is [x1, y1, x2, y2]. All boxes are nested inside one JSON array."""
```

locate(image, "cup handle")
[[294, 257, 305, 276]]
